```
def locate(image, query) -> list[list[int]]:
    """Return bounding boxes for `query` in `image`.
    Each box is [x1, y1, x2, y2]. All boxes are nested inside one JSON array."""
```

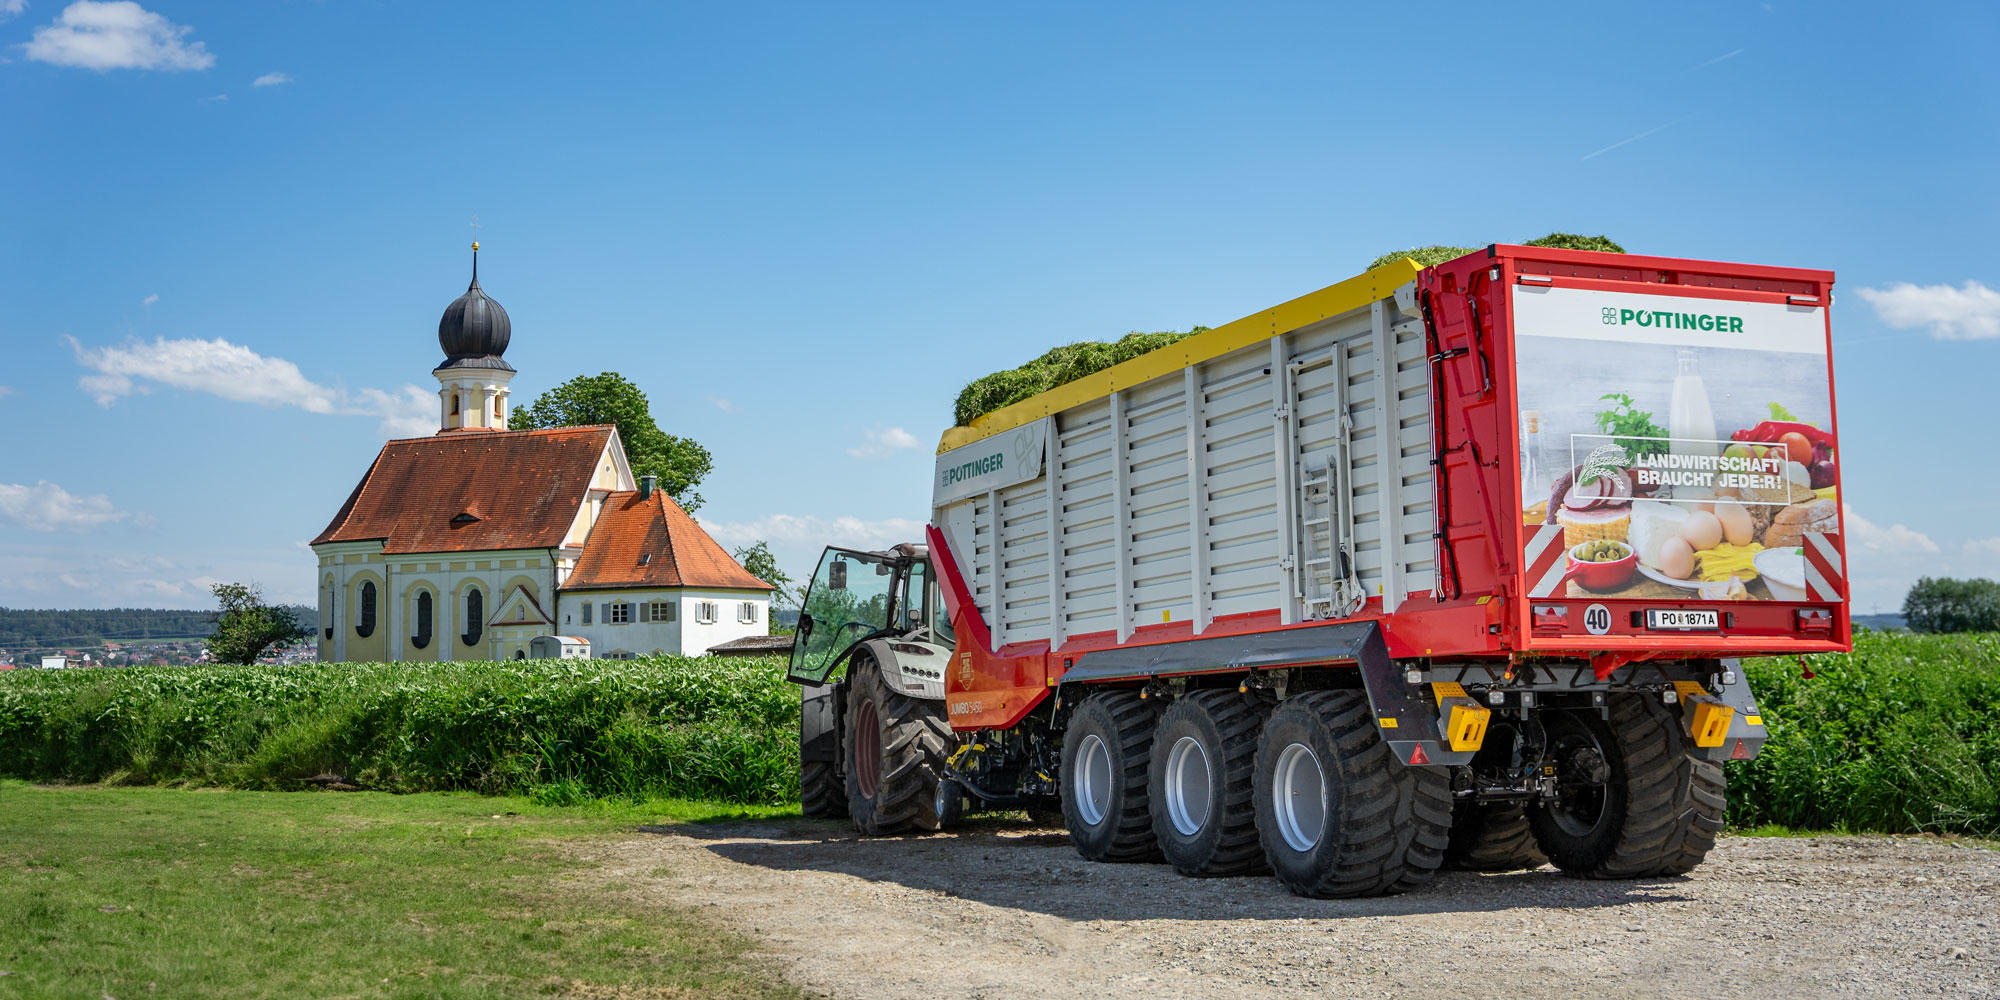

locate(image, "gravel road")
[[581, 818, 2000, 1000]]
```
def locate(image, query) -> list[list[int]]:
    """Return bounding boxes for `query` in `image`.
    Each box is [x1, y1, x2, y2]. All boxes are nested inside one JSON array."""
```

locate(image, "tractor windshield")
[[786, 547, 898, 685]]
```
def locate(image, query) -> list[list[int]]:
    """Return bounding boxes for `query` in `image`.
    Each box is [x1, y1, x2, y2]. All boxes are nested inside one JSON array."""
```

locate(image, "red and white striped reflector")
[[1804, 532, 1844, 601], [1526, 523, 1568, 599]]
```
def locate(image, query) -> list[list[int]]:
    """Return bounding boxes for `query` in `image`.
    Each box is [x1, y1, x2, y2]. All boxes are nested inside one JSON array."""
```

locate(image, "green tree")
[[732, 541, 797, 634], [206, 582, 310, 665], [1902, 577, 2000, 633], [511, 372, 714, 512]]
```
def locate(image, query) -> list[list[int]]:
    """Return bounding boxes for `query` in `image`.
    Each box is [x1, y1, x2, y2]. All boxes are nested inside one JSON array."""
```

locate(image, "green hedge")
[[1735, 630, 2000, 837], [0, 656, 799, 805], [5, 634, 1995, 835]]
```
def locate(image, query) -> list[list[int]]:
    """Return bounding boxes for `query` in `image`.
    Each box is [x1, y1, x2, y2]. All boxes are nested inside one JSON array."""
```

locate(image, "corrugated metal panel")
[[934, 278, 1432, 648]]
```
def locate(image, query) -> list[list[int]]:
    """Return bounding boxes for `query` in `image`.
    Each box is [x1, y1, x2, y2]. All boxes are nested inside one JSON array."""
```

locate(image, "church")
[[310, 246, 772, 662]]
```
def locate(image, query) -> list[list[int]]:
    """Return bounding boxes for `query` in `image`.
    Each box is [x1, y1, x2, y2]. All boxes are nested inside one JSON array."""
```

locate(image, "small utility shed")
[[556, 483, 774, 658]]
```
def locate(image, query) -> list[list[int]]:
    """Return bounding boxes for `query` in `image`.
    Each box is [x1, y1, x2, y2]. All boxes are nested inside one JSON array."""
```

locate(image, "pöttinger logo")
[[1601, 307, 1619, 324]]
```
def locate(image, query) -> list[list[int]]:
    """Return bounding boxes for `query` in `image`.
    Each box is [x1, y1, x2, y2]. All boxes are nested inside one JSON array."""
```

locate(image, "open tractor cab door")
[[789, 544, 966, 833]]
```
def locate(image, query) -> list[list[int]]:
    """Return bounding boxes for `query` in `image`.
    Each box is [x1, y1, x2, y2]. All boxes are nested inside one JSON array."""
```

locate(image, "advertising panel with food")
[[1513, 285, 1838, 603]]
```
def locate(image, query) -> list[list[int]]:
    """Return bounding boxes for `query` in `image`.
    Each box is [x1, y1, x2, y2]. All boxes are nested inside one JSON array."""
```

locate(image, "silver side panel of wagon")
[[935, 281, 1435, 649]]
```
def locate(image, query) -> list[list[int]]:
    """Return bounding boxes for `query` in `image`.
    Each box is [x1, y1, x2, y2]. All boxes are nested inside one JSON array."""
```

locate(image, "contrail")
[[1693, 47, 1745, 69], [1581, 120, 1680, 162]]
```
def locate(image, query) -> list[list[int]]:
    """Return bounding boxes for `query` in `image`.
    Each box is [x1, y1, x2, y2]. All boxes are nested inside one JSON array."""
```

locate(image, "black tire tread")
[[1065, 691, 1160, 862], [801, 759, 848, 819], [1530, 694, 1726, 878], [1153, 690, 1268, 876], [1258, 690, 1452, 898], [1445, 800, 1545, 872], [847, 658, 952, 836]]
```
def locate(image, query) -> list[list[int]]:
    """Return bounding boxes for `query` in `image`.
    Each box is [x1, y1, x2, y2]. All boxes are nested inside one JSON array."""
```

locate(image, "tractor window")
[[787, 547, 896, 684]]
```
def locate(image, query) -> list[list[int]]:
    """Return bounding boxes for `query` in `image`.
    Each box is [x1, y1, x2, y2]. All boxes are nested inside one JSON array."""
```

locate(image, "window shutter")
[[582, 602, 592, 625], [637, 602, 650, 624], [666, 601, 677, 622]]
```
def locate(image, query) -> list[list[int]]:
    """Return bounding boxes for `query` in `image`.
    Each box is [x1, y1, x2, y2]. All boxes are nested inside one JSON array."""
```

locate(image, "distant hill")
[[0, 605, 318, 650], [1853, 613, 1907, 631]]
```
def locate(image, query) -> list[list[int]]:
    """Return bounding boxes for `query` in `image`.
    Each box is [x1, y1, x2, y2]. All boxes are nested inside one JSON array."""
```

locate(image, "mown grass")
[[0, 780, 801, 999], [0, 655, 799, 805], [1735, 630, 2000, 838]]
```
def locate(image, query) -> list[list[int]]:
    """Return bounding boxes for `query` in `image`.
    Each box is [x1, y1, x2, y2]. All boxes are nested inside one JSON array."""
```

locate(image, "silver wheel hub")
[[1163, 736, 1213, 837], [1073, 733, 1112, 827], [1273, 742, 1327, 852]]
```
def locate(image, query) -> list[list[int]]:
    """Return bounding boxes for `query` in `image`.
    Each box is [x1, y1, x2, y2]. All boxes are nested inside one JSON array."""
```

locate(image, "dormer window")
[[452, 510, 481, 525], [638, 553, 651, 566]]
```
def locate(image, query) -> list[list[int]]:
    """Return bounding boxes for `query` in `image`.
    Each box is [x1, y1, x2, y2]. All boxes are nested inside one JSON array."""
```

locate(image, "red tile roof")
[[562, 490, 771, 592], [313, 426, 617, 553]]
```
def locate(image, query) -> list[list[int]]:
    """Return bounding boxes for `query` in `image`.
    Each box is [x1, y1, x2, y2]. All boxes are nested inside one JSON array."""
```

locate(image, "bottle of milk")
[[1669, 349, 1717, 462]]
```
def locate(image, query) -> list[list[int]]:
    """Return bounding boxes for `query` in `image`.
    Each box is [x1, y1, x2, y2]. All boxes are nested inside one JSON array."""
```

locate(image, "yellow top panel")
[[937, 258, 1425, 454]]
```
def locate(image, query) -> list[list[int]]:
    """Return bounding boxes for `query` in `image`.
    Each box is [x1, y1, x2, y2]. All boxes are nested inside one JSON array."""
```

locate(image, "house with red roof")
[[309, 247, 772, 661]]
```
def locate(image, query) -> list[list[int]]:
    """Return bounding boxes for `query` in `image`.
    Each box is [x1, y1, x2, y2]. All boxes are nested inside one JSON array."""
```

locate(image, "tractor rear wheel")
[[1526, 695, 1726, 878], [1061, 691, 1159, 862], [844, 656, 951, 835], [800, 680, 847, 819], [1149, 690, 1268, 876], [1253, 690, 1451, 898]]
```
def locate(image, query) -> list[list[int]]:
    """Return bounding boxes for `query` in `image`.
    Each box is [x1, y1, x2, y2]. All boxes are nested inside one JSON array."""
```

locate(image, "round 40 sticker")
[[1582, 603, 1613, 636]]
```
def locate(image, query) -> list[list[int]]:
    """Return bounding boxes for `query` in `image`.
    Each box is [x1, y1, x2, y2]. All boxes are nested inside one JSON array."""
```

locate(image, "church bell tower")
[[434, 242, 516, 432]]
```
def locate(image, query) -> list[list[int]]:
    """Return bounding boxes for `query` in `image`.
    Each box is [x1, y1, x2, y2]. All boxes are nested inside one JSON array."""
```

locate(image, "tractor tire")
[[1253, 690, 1452, 898], [1526, 694, 1726, 879], [844, 655, 951, 836], [1061, 691, 1159, 862], [1148, 690, 1268, 877], [1444, 800, 1546, 872], [800, 680, 848, 819]]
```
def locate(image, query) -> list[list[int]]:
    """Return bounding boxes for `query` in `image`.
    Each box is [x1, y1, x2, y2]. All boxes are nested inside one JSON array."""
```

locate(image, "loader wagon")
[[786, 244, 1848, 897]]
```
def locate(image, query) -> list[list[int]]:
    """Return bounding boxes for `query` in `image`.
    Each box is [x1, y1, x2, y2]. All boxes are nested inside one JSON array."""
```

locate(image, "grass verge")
[[0, 780, 802, 999]]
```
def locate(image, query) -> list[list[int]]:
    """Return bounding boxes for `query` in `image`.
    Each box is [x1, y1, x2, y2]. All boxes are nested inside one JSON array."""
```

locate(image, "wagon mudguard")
[[1063, 620, 1475, 767]]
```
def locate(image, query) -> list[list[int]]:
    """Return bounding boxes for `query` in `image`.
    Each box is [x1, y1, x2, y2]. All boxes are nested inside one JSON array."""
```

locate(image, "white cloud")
[[24, 1, 214, 72], [0, 480, 138, 533], [700, 513, 928, 588], [708, 395, 739, 413], [1964, 537, 2000, 560], [251, 71, 290, 87], [0, 385, 13, 401], [1854, 280, 2000, 340], [68, 334, 438, 438], [200, 92, 226, 102], [141, 292, 158, 306], [1841, 505, 1949, 613], [0, 0, 28, 22], [846, 426, 921, 459]]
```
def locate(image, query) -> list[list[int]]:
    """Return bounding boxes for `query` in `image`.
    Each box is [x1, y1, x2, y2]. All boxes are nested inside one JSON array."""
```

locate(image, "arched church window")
[[451, 395, 461, 416], [356, 581, 377, 639], [463, 587, 484, 647], [412, 591, 433, 650], [322, 576, 335, 640]]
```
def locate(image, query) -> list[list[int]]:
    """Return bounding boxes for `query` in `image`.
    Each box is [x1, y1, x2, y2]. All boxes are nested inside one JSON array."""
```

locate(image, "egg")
[[1682, 510, 1724, 550], [1657, 536, 1696, 580], [1717, 503, 1754, 546]]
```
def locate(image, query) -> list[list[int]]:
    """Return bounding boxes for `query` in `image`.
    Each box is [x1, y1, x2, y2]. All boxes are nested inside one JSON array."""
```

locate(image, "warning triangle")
[[1731, 740, 1752, 760], [1408, 744, 1431, 765]]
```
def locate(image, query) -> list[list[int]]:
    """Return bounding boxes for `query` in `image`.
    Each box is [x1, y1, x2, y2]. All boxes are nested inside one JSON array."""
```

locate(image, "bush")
[[1734, 631, 2000, 837], [0, 655, 800, 805], [1902, 577, 2000, 633]]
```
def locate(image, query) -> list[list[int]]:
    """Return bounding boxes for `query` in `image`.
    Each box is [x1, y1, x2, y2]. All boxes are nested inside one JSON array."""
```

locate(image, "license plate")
[[1647, 609, 1719, 631]]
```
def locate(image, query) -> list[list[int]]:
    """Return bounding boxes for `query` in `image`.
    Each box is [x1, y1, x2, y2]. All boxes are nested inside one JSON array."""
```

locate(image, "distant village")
[[0, 638, 317, 672]]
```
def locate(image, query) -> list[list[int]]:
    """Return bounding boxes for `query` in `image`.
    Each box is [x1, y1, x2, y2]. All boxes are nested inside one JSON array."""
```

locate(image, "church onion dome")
[[436, 243, 515, 373]]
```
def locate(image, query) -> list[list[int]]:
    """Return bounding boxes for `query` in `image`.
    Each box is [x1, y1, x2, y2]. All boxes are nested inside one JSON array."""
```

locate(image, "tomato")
[[1778, 431, 1814, 466]]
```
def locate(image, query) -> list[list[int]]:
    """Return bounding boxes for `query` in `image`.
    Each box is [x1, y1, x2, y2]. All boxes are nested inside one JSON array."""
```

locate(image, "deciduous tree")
[[206, 582, 310, 665], [512, 372, 714, 511]]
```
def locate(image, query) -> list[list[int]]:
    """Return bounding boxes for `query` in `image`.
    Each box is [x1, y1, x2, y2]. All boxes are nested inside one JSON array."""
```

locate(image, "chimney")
[[638, 475, 656, 500]]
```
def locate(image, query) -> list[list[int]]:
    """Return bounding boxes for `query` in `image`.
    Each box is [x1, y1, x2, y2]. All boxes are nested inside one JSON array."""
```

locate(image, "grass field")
[[0, 780, 801, 1000]]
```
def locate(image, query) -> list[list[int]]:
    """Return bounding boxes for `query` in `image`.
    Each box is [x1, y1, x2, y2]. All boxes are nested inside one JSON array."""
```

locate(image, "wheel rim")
[[1072, 733, 1112, 827], [1545, 714, 1611, 838], [852, 696, 881, 799], [934, 779, 953, 821], [1273, 742, 1327, 852], [1163, 736, 1212, 836]]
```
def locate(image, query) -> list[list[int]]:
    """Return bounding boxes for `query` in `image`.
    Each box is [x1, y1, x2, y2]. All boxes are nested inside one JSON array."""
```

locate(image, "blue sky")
[[1, 0, 1995, 614]]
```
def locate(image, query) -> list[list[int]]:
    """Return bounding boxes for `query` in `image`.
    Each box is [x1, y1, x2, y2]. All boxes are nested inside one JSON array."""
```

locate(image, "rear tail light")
[[1796, 608, 1834, 634], [1532, 604, 1566, 632]]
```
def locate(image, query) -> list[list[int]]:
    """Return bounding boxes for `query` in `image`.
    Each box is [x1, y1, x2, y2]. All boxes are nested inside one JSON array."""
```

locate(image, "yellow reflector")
[[1380, 717, 1399, 729], [1438, 698, 1490, 753]]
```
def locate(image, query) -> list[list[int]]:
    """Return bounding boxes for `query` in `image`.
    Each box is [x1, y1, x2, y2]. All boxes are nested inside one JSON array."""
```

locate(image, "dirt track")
[[580, 818, 2000, 1000]]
